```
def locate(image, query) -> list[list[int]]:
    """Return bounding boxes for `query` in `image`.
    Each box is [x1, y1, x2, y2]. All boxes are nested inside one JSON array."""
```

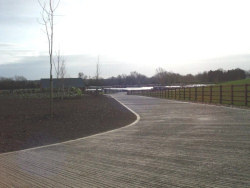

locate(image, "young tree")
[[78, 72, 87, 80], [14, 75, 27, 81], [78, 72, 84, 79], [93, 55, 102, 88], [38, 0, 60, 118], [53, 50, 66, 99], [155, 67, 167, 85], [95, 56, 100, 81], [53, 50, 66, 79], [246, 70, 250, 78]]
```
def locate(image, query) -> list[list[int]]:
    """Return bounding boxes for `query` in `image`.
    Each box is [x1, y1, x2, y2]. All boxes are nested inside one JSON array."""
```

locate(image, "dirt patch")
[[0, 95, 136, 153]]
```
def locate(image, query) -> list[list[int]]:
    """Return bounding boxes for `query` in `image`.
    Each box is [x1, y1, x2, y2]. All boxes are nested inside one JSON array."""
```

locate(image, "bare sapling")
[[38, 0, 60, 118], [53, 50, 66, 99]]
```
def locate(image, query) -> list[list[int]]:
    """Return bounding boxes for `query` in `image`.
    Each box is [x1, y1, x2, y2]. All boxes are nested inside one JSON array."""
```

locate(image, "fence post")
[[179, 88, 180, 99], [175, 88, 176, 99], [202, 86, 204, 102], [231, 85, 234, 105], [184, 87, 186, 100], [195, 87, 197, 101], [219, 85, 222, 104], [189, 88, 191, 100], [168, 89, 169, 98], [245, 84, 248, 106], [210, 86, 212, 103], [180, 88, 182, 100]]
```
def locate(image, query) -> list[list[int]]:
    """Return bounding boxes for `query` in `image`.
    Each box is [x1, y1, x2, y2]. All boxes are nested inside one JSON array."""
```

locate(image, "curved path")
[[0, 93, 250, 187]]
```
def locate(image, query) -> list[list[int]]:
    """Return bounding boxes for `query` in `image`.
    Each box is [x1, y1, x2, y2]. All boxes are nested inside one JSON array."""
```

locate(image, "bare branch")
[[38, 0, 61, 117], [38, 0, 51, 16], [53, 0, 61, 11], [52, 58, 58, 78]]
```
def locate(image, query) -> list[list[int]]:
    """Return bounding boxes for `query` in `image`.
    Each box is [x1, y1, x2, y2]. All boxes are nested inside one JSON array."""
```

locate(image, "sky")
[[0, 0, 250, 80]]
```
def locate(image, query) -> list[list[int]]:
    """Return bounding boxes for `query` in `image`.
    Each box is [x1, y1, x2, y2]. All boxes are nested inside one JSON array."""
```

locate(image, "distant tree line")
[[81, 68, 249, 86], [0, 68, 248, 90], [0, 76, 39, 90]]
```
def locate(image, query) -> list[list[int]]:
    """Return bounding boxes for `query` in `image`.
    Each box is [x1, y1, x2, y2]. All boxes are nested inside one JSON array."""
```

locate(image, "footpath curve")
[[0, 93, 250, 187]]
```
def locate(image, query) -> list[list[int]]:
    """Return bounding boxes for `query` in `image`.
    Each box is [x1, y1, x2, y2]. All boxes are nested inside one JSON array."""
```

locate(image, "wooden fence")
[[128, 84, 250, 107]]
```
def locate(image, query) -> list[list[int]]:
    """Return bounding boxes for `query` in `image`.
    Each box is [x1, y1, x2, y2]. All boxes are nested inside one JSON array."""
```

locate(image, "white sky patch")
[[0, 0, 250, 79]]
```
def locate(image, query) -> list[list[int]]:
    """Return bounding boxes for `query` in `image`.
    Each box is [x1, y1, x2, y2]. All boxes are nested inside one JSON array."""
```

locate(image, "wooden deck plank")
[[0, 93, 250, 187]]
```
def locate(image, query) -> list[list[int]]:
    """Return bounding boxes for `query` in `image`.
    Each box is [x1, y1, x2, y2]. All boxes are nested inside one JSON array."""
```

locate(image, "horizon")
[[1, 67, 248, 81]]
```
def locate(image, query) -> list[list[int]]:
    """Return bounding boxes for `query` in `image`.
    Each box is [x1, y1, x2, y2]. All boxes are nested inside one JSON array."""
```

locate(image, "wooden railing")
[[128, 84, 250, 107]]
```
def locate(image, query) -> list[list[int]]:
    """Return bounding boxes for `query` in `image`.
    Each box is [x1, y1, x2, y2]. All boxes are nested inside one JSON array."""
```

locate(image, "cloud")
[[0, 43, 40, 64], [189, 54, 250, 73], [0, 54, 155, 80], [0, 43, 17, 47], [0, 15, 36, 26], [0, 56, 49, 80]]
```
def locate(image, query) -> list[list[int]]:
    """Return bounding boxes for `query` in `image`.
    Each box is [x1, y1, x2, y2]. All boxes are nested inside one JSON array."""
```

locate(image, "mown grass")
[[131, 81, 250, 107], [218, 78, 250, 85]]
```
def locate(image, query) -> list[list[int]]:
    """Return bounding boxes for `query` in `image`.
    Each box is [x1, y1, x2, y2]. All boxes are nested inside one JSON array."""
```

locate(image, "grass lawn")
[[217, 78, 250, 85], [0, 94, 136, 153], [131, 79, 250, 107]]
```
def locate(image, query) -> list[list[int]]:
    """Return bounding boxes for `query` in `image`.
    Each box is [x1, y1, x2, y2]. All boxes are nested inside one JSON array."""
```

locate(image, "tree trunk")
[[50, 66, 53, 118]]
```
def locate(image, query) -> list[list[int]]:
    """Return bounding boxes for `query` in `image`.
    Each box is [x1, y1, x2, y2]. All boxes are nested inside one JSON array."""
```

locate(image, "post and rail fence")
[[127, 84, 250, 107]]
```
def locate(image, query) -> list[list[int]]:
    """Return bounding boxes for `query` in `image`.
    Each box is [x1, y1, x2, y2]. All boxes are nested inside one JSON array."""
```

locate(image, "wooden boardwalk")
[[0, 93, 250, 187]]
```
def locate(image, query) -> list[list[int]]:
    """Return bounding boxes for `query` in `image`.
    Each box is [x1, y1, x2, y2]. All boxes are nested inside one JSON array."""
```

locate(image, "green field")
[[218, 78, 250, 85], [130, 79, 250, 107]]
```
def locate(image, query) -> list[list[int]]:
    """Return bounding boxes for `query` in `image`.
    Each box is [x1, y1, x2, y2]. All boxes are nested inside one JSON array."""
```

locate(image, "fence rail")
[[128, 84, 250, 107]]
